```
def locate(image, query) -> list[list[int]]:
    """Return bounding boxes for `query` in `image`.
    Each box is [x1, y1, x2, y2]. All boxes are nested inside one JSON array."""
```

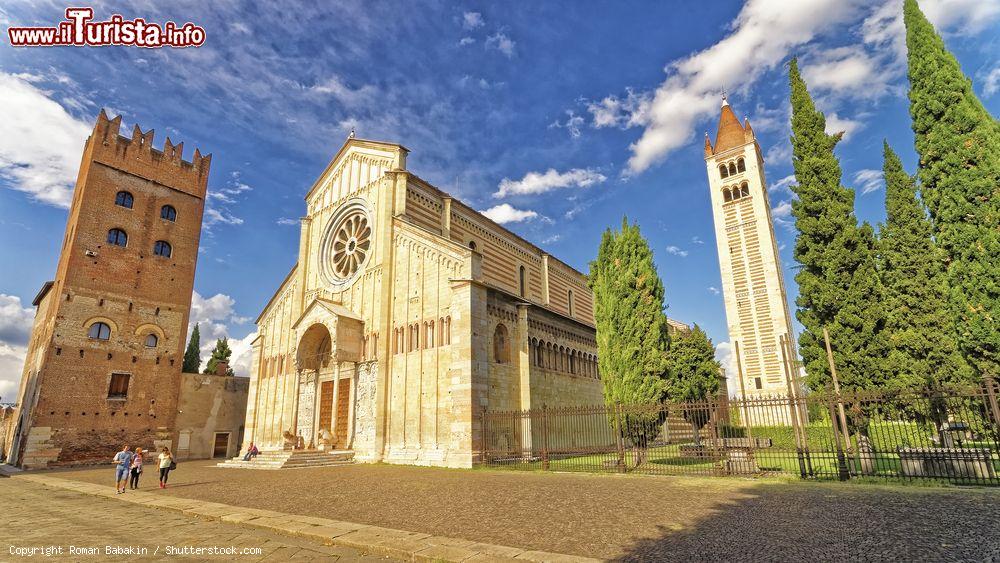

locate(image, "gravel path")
[[39, 460, 1000, 561]]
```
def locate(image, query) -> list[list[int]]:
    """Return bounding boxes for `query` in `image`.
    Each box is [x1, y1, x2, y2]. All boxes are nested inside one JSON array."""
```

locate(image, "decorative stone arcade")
[[290, 300, 364, 450]]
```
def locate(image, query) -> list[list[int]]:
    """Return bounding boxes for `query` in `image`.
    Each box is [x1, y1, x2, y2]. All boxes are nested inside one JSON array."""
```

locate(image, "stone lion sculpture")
[[317, 428, 335, 450]]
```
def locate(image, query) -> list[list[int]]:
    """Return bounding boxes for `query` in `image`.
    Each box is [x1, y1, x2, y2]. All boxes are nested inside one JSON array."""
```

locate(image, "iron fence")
[[480, 378, 1000, 486]]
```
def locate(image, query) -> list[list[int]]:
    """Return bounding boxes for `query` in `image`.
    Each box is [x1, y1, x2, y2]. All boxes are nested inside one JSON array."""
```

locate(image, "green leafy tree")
[[879, 141, 971, 400], [664, 325, 721, 445], [182, 323, 201, 373], [787, 59, 887, 405], [204, 337, 234, 376], [904, 0, 1000, 381], [589, 217, 671, 466]]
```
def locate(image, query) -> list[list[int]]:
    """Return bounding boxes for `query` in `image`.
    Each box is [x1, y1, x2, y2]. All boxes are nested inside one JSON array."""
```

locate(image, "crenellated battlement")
[[88, 110, 211, 199]]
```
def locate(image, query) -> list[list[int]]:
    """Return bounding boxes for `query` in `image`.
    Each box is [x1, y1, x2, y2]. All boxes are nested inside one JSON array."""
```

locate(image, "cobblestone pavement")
[[40, 461, 1000, 561], [0, 476, 397, 562]]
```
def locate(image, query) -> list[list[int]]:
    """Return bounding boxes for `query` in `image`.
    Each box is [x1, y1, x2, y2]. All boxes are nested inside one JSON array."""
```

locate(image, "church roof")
[[713, 99, 746, 155]]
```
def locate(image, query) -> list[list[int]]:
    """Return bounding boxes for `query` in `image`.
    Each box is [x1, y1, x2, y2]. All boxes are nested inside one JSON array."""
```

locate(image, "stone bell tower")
[[703, 97, 802, 412]]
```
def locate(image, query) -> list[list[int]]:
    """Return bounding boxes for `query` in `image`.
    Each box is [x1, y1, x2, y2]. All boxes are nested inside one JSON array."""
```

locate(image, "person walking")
[[157, 446, 174, 489], [128, 448, 144, 490], [112, 445, 133, 494]]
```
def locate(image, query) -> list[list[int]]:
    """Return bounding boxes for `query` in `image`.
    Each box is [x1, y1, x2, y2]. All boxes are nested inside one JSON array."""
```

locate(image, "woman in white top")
[[157, 447, 174, 489]]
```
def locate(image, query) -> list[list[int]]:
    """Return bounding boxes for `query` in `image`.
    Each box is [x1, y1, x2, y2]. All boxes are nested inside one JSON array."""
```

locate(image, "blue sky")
[[1, 0, 998, 398]]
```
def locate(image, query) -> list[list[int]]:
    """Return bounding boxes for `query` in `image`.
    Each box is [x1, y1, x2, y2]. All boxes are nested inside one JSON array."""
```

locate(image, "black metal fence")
[[480, 379, 1000, 486]]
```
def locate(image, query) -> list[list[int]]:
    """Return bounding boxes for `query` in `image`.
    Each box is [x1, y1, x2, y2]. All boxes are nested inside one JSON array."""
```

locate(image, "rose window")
[[320, 200, 373, 288], [331, 212, 370, 279]]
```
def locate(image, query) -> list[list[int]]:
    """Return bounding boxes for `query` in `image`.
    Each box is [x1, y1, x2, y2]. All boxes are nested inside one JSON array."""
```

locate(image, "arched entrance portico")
[[293, 321, 356, 451]]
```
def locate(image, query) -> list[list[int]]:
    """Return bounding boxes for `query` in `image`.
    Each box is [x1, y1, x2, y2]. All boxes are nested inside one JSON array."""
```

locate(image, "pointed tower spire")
[[704, 132, 714, 157], [713, 97, 745, 154]]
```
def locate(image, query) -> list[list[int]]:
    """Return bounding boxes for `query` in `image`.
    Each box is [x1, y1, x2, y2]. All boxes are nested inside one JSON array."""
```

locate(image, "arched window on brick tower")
[[740, 182, 750, 198], [728, 162, 737, 176], [737, 157, 746, 173], [723, 188, 733, 202], [719, 164, 729, 179]]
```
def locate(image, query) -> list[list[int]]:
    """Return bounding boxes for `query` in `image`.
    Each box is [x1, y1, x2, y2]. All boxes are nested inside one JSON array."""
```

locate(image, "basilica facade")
[[245, 138, 603, 468]]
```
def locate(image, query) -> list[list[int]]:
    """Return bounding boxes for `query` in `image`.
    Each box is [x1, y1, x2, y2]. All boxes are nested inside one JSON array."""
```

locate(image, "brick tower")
[[7, 111, 210, 468], [703, 97, 802, 421]]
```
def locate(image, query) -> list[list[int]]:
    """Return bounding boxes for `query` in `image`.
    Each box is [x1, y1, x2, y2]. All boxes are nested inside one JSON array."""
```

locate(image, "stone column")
[[516, 304, 533, 457], [541, 255, 551, 305]]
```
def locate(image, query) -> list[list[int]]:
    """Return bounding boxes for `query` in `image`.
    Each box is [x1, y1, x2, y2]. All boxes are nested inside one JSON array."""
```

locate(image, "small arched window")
[[723, 188, 733, 202], [493, 324, 509, 364], [740, 182, 750, 198], [153, 240, 172, 258], [518, 266, 526, 298], [115, 191, 134, 209], [568, 290, 574, 317], [88, 322, 111, 340], [737, 158, 746, 173], [468, 241, 477, 251], [728, 163, 737, 176], [161, 205, 177, 221], [719, 164, 729, 179], [107, 228, 128, 247], [145, 333, 158, 348]]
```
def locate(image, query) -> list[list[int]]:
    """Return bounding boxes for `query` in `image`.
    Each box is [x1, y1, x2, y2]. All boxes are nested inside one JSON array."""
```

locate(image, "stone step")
[[217, 449, 354, 470]]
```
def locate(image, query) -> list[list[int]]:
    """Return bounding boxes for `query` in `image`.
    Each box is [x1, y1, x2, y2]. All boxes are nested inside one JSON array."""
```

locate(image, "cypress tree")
[[664, 325, 721, 445], [182, 323, 201, 373], [204, 337, 234, 376], [879, 141, 971, 396], [589, 217, 670, 464], [788, 58, 887, 396], [904, 0, 1000, 380]]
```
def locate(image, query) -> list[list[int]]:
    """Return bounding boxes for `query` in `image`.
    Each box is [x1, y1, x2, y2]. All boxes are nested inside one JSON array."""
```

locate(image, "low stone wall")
[[174, 372, 249, 461]]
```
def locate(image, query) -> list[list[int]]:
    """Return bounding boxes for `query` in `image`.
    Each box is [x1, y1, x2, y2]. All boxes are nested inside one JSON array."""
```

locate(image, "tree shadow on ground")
[[612, 480, 1000, 562]]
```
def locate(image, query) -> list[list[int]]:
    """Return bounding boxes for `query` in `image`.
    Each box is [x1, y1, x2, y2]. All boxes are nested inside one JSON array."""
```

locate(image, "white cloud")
[[188, 291, 254, 376], [853, 168, 884, 194], [308, 76, 377, 106], [587, 88, 650, 129], [708, 286, 721, 295], [765, 143, 793, 166], [462, 11, 484, 30], [0, 342, 26, 402], [458, 37, 475, 46], [801, 46, 892, 100], [204, 208, 244, 227], [495, 168, 606, 198], [541, 234, 562, 244], [749, 102, 790, 133], [714, 341, 740, 397], [486, 32, 516, 57], [480, 203, 538, 224], [980, 64, 1000, 97], [824, 112, 863, 139], [769, 174, 797, 195], [0, 294, 34, 346], [665, 245, 689, 257], [691, 235, 705, 245], [276, 217, 299, 226], [0, 294, 34, 402], [772, 200, 793, 217], [549, 110, 585, 138], [619, 0, 861, 174], [0, 72, 92, 207]]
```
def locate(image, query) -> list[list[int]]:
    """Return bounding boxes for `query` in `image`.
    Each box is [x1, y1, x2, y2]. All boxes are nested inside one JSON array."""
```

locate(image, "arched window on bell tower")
[[737, 157, 746, 173], [728, 162, 737, 176], [740, 182, 750, 198], [719, 164, 729, 179], [723, 188, 733, 202]]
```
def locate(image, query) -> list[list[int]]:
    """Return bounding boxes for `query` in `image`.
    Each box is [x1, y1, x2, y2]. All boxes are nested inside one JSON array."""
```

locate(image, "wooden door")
[[319, 381, 334, 432], [335, 378, 351, 449], [213, 432, 230, 458]]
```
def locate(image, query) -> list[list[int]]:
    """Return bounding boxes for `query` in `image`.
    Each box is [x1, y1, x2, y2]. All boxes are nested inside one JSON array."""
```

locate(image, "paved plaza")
[[18, 460, 1000, 561], [0, 475, 396, 561]]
